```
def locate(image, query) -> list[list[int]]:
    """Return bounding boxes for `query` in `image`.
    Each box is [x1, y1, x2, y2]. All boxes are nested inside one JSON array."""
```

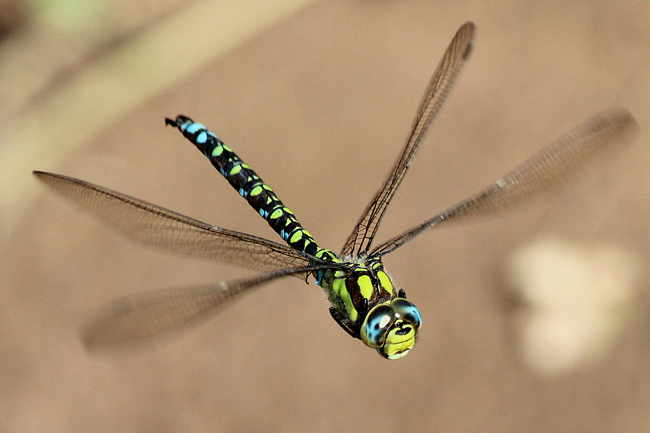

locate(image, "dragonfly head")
[[360, 297, 422, 360]]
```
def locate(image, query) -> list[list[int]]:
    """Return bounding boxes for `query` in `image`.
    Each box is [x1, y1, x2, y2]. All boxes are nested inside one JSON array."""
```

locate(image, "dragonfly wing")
[[371, 109, 639, 257], [340, 22, 475, 257], [81, 264, 340, 351], [34, 172, 313, 273]]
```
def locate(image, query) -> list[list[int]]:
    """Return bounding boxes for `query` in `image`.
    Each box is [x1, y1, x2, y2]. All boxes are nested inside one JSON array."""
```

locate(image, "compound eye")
[[391, 298, 422, 330], [360, 304, 396, 349]]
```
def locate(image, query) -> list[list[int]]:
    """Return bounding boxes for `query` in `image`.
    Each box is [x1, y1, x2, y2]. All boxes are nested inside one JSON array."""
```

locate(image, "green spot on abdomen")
[[269, 208, 284, 219], [289, 230, 303, 244], [229, 164, 243, 175], [211, 145, 224, 157], [250, 185, 263, 196]]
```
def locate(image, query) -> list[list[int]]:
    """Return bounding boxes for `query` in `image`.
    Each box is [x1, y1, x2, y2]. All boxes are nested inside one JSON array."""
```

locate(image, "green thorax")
[[318, 255, 396, 334]]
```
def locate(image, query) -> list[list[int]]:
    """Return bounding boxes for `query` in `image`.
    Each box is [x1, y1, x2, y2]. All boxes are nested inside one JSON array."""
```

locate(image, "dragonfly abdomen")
[[166, 116, 326, 258]]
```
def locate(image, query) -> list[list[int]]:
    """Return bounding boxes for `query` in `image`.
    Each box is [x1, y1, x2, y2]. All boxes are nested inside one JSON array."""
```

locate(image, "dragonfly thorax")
[[318, 255, 422, 359]]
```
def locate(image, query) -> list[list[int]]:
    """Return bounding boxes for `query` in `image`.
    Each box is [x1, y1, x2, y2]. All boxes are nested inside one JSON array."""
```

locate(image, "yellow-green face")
[[379, 319, 419, 359], [360, 298, 422, 360]]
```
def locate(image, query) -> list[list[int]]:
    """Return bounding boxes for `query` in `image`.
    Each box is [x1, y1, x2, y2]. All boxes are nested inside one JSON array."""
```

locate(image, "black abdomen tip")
[[165, 115, 194, 129]]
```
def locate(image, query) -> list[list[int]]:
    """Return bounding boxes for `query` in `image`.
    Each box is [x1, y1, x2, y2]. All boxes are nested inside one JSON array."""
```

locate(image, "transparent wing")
[[370, 109, 639, 257], [81, 264, 339, 351], [34, 172, 315, 274], [340, 21, 475, 258]]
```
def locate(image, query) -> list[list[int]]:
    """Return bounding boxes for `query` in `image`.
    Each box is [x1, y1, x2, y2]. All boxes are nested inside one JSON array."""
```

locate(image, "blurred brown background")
[[2, 0, 650, 432]]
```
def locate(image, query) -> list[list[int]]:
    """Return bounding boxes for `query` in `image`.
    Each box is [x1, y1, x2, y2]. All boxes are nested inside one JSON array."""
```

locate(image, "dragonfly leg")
[[329, 307, 358, 339]]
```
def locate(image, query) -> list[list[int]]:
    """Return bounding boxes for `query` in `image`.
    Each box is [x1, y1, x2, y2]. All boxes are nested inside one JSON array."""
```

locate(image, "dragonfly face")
[[361, 297, 422, 359]]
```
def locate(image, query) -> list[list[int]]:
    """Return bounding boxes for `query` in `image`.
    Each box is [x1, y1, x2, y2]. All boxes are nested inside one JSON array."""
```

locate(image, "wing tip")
[[456, 21, 476, 60]]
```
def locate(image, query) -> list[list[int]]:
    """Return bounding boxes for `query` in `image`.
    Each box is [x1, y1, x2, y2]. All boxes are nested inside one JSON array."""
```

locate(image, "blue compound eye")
[[360, 304, 396, 349], [391, 298, 422, 330]]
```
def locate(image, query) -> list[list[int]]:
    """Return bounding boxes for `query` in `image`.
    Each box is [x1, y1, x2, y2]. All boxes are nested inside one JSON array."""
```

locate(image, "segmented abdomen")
[[166, 116, 330, 260]]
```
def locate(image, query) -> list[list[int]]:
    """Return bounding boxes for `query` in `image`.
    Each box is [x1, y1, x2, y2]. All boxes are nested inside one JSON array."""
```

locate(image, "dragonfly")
[[34, 22, 638, 359]]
